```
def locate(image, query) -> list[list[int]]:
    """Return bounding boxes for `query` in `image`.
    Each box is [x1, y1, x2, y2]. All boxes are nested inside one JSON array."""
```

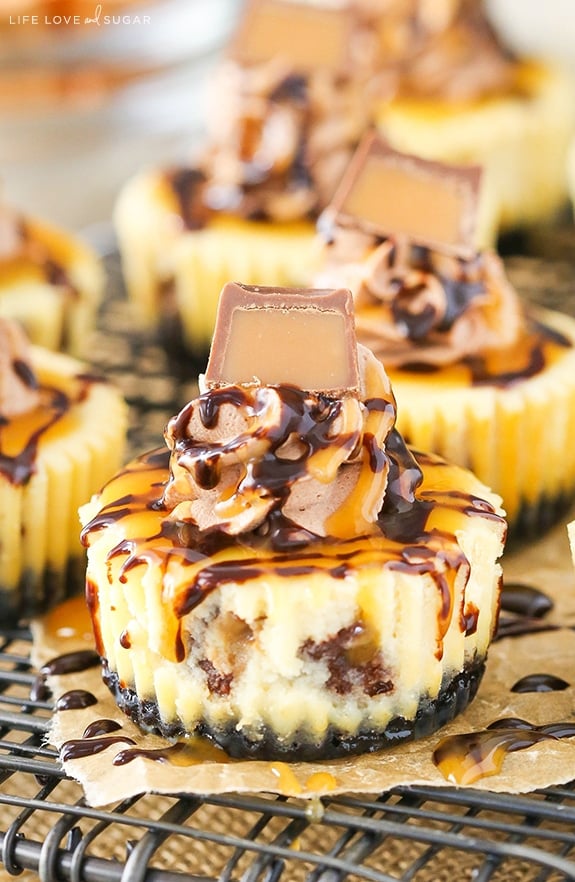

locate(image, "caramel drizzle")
[[0, 372, 100, 485], [0, 386, 69, 485], [398, 316, 570, 386], [434, 717, 575, 786], [82, 416, 502, 662]]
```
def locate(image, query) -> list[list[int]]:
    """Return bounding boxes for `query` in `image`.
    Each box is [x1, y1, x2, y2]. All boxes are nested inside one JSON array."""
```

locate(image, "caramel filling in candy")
[[229, 0, 353, 72], [325, 131, 481, 258], [204, 283, 360, 396]]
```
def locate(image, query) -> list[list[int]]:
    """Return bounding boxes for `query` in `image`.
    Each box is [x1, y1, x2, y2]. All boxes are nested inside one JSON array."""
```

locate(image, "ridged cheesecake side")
[[0, 346, 127, 621]]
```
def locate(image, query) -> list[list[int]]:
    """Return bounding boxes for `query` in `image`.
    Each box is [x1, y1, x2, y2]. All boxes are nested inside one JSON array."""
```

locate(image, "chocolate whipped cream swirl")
[[316, 231, 523, 368], [162, 346, 403, 541], [360, 0, 517, 103], [199, 53, 379, 223], [0, 318, 40, 421]]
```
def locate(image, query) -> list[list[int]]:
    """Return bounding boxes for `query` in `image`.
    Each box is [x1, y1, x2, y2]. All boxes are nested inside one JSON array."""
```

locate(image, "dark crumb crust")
[[511, 490, 574, 543], [0, 557, 86, 625], [102, 657, 486, 761]]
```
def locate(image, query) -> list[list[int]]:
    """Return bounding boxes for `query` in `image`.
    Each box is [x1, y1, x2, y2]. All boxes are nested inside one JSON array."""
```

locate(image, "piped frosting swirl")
[[316, 229, 523, 367], [201, 58, 378, 222], [359, 0, 518, 103], [163, 345, 398, 540], [0, 318, 40, 420]]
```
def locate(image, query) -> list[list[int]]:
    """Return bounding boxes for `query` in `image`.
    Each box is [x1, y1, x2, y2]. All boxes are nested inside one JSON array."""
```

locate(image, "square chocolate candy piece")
[[228, 0, 354, 72], [204, 283, 360, 396], [324, 131, 482, 258]]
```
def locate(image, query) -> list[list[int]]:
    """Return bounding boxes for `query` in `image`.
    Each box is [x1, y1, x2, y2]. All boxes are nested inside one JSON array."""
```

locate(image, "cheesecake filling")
[[81, 349, 505, 744]]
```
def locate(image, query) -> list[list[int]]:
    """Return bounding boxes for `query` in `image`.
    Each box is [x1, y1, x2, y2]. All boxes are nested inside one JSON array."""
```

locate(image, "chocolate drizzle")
[[434, 716, 575, 786], [165, 167, 211, 231], [82, 422, 503, 666], [496, 581, 557, 641], [511, 673, 570, 693], [31, 649, 100, 704], [0, 372, 98, 486], [0, 387, 70, 485], [56, 690, 99, 711]]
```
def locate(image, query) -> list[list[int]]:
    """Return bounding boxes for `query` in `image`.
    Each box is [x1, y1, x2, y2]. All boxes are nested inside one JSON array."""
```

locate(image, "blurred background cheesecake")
[[0, 0, 239, 231], [1, 0, 574, 239]]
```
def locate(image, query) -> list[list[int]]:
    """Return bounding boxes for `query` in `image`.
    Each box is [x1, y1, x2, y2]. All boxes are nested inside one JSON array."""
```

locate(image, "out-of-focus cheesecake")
[[0, 203, 103, 357], [315, 133, 575, 535], [369, 0, 575, 243], [0, 318, 127, 622]]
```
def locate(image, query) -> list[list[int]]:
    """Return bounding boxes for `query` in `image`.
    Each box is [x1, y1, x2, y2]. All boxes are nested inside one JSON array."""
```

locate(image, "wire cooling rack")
[[3, 245, 575, 880], [3, 628, 575, 881]]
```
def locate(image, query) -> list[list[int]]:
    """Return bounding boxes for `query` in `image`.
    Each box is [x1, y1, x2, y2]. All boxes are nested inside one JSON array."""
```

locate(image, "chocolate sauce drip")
[[112, 738, 230, 767], [12, 358, 38, 389], [61, 735, 136, 762], [500, 582, 554, 618], [511, 673, 570, 693], [113, 745, 174, 766], [197, 386, 249, 429], [40, 650, 100, 678], [166, 167, 210, 231], [495, 617, 559, 641], [86, 578, 104, 657], [468, 346, 546, 388], [461, 602, 479, 636], [467, 318, 570, 387], [83, 718, 123, 738], [496, 581, 556, 641], [269, 74, 308, 104], [32, 650, 101, 705], [438, 271, 485, 331], [18, 219, 78, 305], [398, 316, 572, 387], [0, 387, 71, 486], [390, 262, 485, 342], [434, 716, 575, 785], [30, 675, 52, 703], [56, 689, 98, 711], [378, 429, 427, 541]]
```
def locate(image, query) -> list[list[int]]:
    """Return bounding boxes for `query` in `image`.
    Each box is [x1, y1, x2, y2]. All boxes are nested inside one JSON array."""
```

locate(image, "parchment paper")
[[30, 509, 575, 808]]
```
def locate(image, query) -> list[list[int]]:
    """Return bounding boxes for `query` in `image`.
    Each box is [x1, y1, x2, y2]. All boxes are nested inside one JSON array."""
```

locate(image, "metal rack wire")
[[2, 628, 575, 881]]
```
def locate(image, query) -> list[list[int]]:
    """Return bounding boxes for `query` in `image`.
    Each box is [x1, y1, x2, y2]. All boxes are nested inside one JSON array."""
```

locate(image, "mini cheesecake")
[[370, 2, 575, 242], [315, 134, 575, 535], [80, 283, 506, 760], [0, 203, 104, 357], [0, 319, 127, 622], [114, 0, 380, 359]]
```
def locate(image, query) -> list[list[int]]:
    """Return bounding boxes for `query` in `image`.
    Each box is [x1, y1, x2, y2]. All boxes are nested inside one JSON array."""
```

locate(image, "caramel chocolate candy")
[[228, 0, 354, 72], [323, 131, 482, 258], [204, 282, 360, 396]]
